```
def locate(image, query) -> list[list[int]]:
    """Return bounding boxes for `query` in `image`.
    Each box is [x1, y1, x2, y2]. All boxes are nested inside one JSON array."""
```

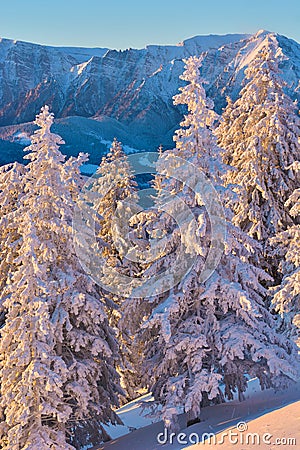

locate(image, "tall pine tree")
[[124, 57, 299, 431], [216, 36, 300, 275], [90, 138, 143, 401], [0, 107, 121, 449], [269, 185, 300, 344], [0, 162, 26, 326]]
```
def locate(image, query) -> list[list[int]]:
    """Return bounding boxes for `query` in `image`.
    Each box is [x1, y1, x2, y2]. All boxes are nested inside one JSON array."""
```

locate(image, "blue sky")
[[1, 0, 299, 49]]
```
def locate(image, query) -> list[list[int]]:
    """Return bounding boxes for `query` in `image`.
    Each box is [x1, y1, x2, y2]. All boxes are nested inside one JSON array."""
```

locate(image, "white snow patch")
[[150, 65, 163, 78], [13, 132, 31, 146], [103, 393, 160, 439], [77, 58, 93, 75]]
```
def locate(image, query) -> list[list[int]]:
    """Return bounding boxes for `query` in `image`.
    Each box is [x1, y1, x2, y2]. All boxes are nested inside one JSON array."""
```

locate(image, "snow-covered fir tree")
[[92, 138, 139, 271], [0, 218, 74, 450], [125, 56, 299, 431], [269, 186, 300, 345], [173, 55, 220, 169], [216, 35, 300, 254], [90, 138, 144, 402], [0, 106, 121, 449], [0, 162, 26, 326]]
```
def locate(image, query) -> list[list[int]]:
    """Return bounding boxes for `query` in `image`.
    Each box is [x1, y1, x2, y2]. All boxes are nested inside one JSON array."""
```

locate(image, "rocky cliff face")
[[0, 30, 299, 163]]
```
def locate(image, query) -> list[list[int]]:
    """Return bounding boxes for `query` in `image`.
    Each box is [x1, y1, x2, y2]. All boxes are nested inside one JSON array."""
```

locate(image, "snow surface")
[[12, 132, 31, 146], [186, 401, 300, 449], [102, 393, 160, 440], [96, 379, 300, 450]]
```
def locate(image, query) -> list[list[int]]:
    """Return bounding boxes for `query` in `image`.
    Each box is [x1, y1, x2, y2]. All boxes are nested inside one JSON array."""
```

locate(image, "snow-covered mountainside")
[[0, 116, 140, 165], [0, 30, 300, 163]]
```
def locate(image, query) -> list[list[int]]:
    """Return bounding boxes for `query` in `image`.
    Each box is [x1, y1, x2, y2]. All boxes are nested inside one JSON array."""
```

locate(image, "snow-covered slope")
[[186, 401, 300, 450], [0, 30, 300, 163], [97, 380, 300, 450]]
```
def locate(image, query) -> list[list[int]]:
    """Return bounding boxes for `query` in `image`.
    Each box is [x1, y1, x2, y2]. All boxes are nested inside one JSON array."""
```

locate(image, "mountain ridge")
[[0, 32, 250, 52], [0, 30, 299, 165]]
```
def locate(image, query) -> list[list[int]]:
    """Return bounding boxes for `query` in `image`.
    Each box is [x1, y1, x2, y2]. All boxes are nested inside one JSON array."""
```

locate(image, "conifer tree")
[[0, 218, 74, 450], [0, 107, 121, 449], [127, 57, 299, 431], [216, 36, 300, 250], [269, 186, 300, 344], [90, 138, 143, 401], [0, 162, 26, 326], [93, 138, 139, 264]]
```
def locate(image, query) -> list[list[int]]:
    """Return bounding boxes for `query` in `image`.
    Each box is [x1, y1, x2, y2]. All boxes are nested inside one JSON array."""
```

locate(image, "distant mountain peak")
[[254, 29, 273, 37]]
